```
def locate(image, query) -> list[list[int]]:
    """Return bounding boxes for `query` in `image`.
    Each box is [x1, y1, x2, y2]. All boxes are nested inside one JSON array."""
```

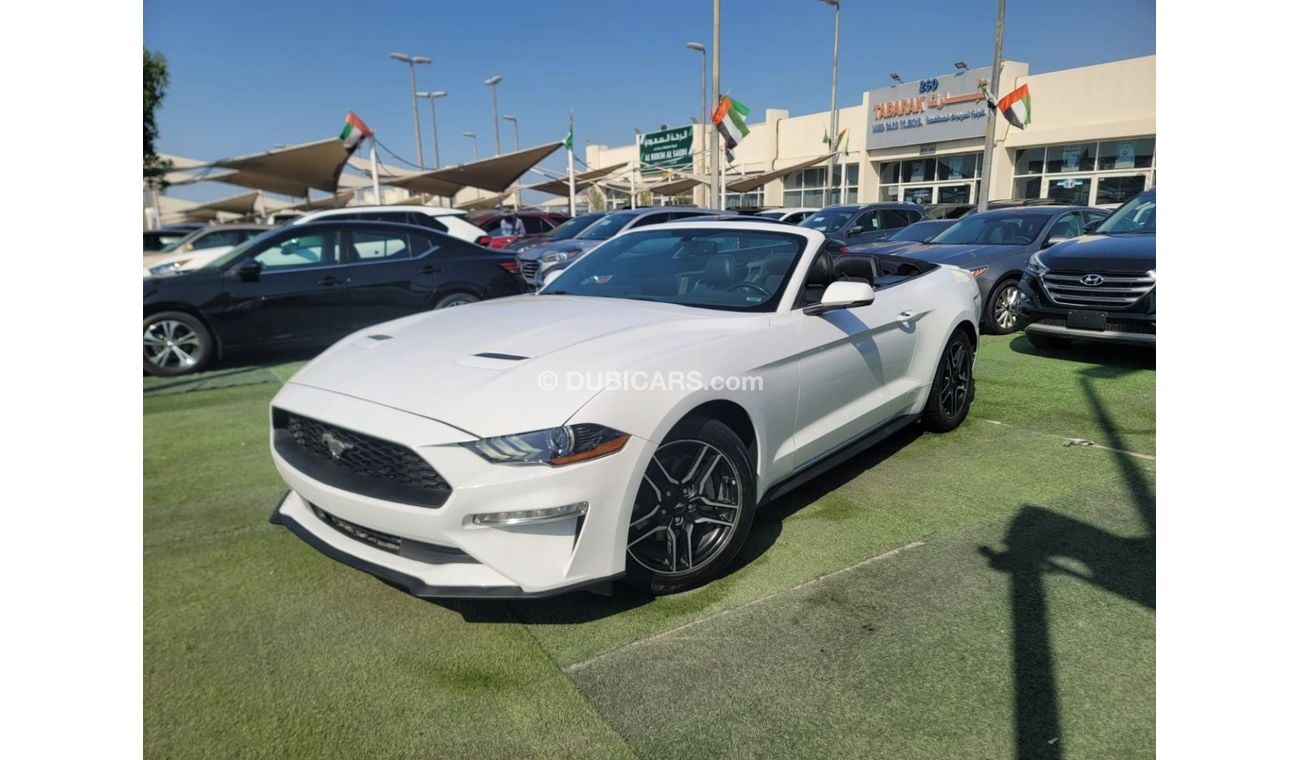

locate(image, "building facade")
[[583, 55, 1155, 211]]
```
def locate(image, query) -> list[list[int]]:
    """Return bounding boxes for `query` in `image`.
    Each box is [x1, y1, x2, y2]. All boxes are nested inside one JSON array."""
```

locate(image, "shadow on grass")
[[979, 364, 1154, 759], [436, 425, 928, 624], [1008, 334, 1155, 372]]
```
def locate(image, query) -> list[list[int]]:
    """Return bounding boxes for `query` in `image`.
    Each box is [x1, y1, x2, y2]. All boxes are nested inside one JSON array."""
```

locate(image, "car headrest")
[[701, 254, 736, 286], [805, 253, 832, 288], [832, 255, 879, 284]]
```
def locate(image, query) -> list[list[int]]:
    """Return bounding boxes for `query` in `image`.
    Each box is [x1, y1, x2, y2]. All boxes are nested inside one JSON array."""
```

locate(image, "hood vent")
[[472, 352, 529, 361]]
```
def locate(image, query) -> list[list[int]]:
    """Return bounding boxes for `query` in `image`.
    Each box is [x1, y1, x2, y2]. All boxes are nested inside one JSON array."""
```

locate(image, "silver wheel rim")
[[144, 319, 202, 370], [441, 296, 476, 308], [628, 439, 743, 577], [994, 284, 1024, 330]]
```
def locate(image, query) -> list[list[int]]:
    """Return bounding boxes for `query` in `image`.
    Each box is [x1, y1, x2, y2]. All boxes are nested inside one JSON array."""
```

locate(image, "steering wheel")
[[724, 281, 772, 298]]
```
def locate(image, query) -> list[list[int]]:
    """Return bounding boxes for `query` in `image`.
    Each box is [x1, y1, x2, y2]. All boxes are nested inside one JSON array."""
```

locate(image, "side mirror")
[[1043, 235, 1070, 248], [236, 260, 262, 282], [803, 280, 875, 316], [541, 269, 564, 290], [846, 225, 866, 236]]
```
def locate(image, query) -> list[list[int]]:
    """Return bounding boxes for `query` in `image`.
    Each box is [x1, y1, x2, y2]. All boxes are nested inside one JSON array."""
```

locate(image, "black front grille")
[[519, 259, 539, 283], [1036, 317, 1157, 335], [1042, 271, 1154, 308], [310, 504, 477, 565], [273, 409, 450, 507]]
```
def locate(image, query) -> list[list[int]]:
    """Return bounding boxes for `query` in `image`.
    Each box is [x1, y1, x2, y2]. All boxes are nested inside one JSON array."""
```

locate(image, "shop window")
[[1096, 175, 1147, 205], [903, 186, 933, 204], [1015, 148, 1044, 175], [1097, 138, 1155, 170], [1045, 144, 1095, 173], [900, 158, 935, 184], [937, 185, 971, 203], [879, 162, 900, 184], [878, 185, 899, 202], [937, 154, 979, 180], [1046, 177, 1092, 205], [1014, 176, 1042, 200]]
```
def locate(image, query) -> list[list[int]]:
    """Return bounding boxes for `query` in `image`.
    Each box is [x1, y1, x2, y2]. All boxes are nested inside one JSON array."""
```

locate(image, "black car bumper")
[[1017, 273, 1156, 345]]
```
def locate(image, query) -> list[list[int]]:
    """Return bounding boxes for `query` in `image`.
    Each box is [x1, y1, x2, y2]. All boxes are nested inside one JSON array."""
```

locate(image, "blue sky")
[[146, 0, 1155, 202]]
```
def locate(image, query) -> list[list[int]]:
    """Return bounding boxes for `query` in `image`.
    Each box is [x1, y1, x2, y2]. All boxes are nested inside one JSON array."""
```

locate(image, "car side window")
[[630, 213, 669, 229], [849, 211, 881, 234], [520, 216, 548, 234], [350, 231, 410, 262], [253, 232, 337, 269], [879, 210, 914, 229], [1048, 212, 1085, 240], [192, 230, 241, 249]]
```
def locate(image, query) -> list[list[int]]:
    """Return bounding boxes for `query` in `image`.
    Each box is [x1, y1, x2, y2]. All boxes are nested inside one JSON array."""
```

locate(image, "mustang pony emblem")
[[321, 431, 353, 460]]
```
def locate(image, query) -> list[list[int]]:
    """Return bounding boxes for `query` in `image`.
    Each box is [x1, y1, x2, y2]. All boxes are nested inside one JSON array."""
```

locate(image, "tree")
[[144, 47, 173, 189]]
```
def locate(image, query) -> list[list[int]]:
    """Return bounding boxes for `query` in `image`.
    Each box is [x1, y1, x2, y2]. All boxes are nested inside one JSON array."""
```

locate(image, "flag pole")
[[631, 132, 640, 209], [567, 111, 577, 216], [977, 0, 1006, 213], [368, 139, 380, 204]]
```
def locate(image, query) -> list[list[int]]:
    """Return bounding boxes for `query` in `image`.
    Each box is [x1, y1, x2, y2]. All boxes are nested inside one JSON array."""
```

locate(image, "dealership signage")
[[639, 126, 694, 172], [866, 63, 1027, 150]]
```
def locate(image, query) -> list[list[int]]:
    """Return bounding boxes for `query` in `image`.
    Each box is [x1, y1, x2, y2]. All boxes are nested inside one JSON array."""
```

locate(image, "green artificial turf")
[[144, 336, 1155, 758]]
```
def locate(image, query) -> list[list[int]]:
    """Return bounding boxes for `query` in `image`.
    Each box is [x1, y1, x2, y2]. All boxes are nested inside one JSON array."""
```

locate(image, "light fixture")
[[890, 73, 903, 84], [954, 61, 969, 71]]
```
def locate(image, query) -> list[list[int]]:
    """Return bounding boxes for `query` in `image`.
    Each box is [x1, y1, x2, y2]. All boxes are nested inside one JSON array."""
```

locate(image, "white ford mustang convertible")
[[269, 221, 981, 597]]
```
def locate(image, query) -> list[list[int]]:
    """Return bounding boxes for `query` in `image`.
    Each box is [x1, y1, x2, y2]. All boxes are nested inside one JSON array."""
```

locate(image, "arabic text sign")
[[866, 63, 1026, 149], [639, 126, 694, 171]]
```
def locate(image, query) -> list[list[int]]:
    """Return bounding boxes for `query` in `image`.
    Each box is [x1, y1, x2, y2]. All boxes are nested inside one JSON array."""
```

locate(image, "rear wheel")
[[433, 292, 479, 309], [921, 330, 975, 433], [623, 417, 756, 595], [984, 279, 1026, 335], [143, 311, 213, 376]]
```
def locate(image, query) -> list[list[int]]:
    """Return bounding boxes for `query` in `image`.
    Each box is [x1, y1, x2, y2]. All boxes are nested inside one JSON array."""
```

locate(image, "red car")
[[471, 210, 569, 249]]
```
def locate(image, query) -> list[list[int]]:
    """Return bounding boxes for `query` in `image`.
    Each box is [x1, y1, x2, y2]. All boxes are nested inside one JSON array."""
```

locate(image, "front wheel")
[[624, 417, 757, 595], [433, 292, 479, 309], [984, 279, 1026, 335], [921, 329, 975, 432], [143, 311, 213, 376]]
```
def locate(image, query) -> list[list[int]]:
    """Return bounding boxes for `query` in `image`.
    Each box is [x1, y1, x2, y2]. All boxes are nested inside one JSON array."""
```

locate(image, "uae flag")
[[996, 84, 1032, 130], [712, 95, 751, 151], [339, 112, 373, 150]]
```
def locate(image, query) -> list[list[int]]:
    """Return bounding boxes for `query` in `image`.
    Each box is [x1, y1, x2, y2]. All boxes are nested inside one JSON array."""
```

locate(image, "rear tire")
[[1026, 331, 1070, 350], [623, 417, 757, 595], [143, 311, 213, 377], [983, 279, 1026, 335], [921, 330, 975, 433], [433, 292, 479, 309]]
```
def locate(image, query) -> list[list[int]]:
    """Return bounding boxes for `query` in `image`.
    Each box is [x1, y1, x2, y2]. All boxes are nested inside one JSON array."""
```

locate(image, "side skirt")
[[758, 413, 920, 507]]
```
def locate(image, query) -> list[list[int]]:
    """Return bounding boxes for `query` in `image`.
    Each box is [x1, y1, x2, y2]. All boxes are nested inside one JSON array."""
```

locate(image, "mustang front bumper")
[[268, 382, 653, 598]]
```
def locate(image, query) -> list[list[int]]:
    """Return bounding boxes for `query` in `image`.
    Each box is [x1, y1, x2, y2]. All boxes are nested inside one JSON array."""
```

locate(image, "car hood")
[[844, 240, 929, 256], [1039, 233, 1156, 273], [516, 239, 602, 262], [287, 295, 758, 437], [903, 243, 1023, 266], [142, 246, 234, 276]]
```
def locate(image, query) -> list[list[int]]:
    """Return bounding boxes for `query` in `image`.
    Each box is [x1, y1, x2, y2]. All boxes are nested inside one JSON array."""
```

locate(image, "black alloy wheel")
[[624, 417, 756, 594], [921, 330, 975, 432]]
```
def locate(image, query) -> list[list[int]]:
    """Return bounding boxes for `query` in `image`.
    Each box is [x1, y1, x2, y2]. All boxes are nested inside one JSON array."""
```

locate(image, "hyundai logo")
[[321, 431, 353, 460], [1081, 274, 1105, 287]]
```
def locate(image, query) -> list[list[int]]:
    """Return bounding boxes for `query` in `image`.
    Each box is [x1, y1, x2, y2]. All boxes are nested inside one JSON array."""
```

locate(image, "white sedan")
[[269, 221, 982, 597]]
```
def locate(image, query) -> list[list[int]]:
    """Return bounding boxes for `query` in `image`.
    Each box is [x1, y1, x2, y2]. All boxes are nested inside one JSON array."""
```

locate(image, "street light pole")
[[977, 0, 1007, 212], [484, 75, 503, 156], [417, 91, 447, 168], [502, 115, 520, 152], [686, 42, 708, 207], [711, 0, 721, 210], [820, 0, 841, 205], [463, 132, 478, 161], [390, 52, 431, 169]]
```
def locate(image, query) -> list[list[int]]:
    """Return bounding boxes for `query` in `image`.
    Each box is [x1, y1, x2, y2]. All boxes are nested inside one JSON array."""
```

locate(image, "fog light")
[[470, 502, 588, 527]]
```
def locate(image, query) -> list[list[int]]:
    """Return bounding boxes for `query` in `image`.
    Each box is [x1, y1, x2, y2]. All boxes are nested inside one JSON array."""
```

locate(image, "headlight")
[[1027, 252, 1049, 277], [968, 266, 988, 278], [1147, 268, 1156, 281], [541, 249, 580, 264], [462, 423, 629, 466], [148, 261, 186, 276]]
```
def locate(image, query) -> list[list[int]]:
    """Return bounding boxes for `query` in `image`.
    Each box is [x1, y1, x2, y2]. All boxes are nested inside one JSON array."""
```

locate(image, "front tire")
[[143, 311, 213, 377], [623, 417, 757, 595], [921, 329, 975, 432], [433, 292, 479, 309], [984, 279, 1026, 335]]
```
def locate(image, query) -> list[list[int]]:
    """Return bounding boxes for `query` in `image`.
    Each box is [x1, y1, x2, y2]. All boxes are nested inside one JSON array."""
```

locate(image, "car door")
[[215, 228, 352, 348], [342, 226, 439, 328], [791, 247, 923, 467], [844, 210, 888, 245]]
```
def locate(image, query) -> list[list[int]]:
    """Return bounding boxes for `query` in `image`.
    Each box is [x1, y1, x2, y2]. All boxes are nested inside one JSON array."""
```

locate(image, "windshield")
[[888, 221, 951, 242], [575, 211, 640, 241], [159, 227, 207, 253], [543, 228, 805, 312], [929, 212, 1051, 246], [547, 213, 604, 240], [798, 209, 853, 232], [757, 211, 785, 220], [201, 228, 282, 270], [1095, 190, 1155, 234]]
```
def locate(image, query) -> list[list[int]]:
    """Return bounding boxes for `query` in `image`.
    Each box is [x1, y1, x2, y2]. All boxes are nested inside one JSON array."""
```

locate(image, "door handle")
[[896, 311, 915, 323], [318, 275, 343, 287], [419, 265, 443, 275]]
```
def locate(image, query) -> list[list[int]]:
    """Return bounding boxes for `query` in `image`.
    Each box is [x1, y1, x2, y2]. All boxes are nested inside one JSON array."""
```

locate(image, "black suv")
[[1017, 188, 1155, 348]]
